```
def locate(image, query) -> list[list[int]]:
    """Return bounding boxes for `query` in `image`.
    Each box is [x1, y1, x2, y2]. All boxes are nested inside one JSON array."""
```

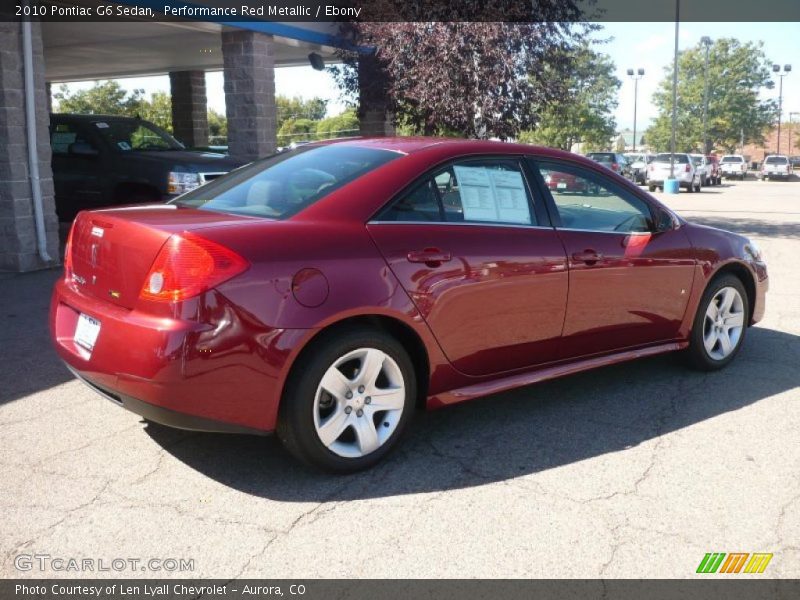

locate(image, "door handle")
[[572, 250, 604, 265], [407, 248, 452, 267]]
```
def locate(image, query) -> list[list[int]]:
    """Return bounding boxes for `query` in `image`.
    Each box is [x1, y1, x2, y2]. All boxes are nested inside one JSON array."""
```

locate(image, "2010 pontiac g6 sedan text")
[[50, 139, 768, 472]]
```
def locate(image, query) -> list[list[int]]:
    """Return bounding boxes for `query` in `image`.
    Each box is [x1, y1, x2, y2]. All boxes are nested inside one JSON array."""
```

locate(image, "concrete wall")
[[169, 70, 208, 148]]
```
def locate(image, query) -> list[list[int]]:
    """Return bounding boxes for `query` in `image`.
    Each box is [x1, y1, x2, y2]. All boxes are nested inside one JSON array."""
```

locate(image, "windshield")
[[654, 153, 689, 164], [94, 119, 183, 151], [721, 156, 743, 163], [765, 156, 788, 164], [172, 144, 401, 219]]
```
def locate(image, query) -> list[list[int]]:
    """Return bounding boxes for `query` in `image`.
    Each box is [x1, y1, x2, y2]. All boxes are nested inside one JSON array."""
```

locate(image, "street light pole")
[[626, 68, 645, 152], [669, 0, 680, 180], [700, 36, 712, 154], [773, 64, 792, 154]]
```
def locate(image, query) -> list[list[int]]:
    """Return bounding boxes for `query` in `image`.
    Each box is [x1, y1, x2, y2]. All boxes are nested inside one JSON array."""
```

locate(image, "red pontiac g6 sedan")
[[50, 138, 768, 472]]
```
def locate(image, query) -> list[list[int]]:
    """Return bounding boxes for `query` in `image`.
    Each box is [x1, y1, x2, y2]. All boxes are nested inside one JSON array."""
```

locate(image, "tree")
[[645, 38, 777, 153], [331, 17, 593, 140], [207, 109, 227, 144], [137, 91, 172, 132], [53, 80, 145, 116], [517, 43, 619, 150], [315, 109, 359, 139], [276, 96, 328, 130], [277, 118, 317, 145]]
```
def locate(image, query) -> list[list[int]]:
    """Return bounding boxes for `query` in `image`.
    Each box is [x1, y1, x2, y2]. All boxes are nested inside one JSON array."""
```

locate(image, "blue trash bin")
[[664, 179, 680, 194]]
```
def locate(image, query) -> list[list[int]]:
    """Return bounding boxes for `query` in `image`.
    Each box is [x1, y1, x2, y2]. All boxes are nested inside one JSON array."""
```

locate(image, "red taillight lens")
[[63, 222, 75, 283], [685, 164, 691, 172], [140, 233, 249, 302], [612, 162, 619, 171]]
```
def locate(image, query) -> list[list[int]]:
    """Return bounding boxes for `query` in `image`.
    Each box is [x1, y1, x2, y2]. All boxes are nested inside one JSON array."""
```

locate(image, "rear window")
[[721, 156, 744, 163], [172, 145, 400, 219], [654, 153, 689, 164], [765, 156, 788, 164], [587, 153, 614, 162]]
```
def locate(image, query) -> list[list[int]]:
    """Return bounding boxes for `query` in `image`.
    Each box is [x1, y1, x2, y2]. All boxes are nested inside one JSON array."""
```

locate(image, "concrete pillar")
[[358, 53, 394, 137], [45, 81, 51, 113], [221, 29, 276, 162], [169, 70, 208, 148], [0, 19, 59, 272]]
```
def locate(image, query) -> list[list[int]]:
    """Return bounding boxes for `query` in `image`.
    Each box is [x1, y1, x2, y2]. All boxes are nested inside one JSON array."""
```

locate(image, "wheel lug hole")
[[365, 397, 371, 404], [345, 391, 353, 399], [344, 406, 352, 414], [358, 385, 365, 393], [356, 409, 363, 417]]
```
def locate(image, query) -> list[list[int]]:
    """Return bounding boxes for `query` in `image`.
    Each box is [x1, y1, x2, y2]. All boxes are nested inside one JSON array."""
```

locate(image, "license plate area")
[[74, 313, 101, 352]]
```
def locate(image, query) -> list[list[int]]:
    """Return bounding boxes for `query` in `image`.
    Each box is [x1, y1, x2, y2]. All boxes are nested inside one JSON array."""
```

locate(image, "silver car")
[[647, 153, 702, 193]]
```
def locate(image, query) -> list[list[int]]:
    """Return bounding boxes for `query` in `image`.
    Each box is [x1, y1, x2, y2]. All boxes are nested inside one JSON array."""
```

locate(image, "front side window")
[[378, 158, 536, 226], [536, 161, 653, 233], [94, 119, 183, 152], [174, 145, 401, 219]]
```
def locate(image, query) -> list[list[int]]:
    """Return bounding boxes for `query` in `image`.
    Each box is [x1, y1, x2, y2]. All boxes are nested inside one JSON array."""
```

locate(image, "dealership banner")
[[5, 580, 800, 599], [5, 0, 800, 22]]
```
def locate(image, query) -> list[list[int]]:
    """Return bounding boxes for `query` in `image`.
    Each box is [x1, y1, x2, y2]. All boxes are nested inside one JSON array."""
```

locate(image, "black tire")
[[277, 326, 417, 473], [648, 185, 656, 192], [685, 274, 749, 371]]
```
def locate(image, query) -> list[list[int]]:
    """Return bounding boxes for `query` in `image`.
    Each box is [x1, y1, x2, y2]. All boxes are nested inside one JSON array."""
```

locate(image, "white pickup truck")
[[647, 153, 702, 193], [720, 155, 748, 180], [759, 155, 793, 180]]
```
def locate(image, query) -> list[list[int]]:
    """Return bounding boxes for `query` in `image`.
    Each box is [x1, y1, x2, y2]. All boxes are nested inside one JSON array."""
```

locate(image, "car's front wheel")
[[277, 327, 416, 472], [686, 275, 749, 371]]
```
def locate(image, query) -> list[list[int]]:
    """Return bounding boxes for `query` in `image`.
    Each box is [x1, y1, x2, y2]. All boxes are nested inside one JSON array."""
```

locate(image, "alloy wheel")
[[703, 286, 746, 361], [313, 347, 405, 458]]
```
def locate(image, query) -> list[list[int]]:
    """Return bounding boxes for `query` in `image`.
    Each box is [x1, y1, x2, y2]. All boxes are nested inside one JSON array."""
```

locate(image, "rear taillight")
[[140, 233, 249, 302], [63, 222, 75, 283], [685, 164, 691, 172], [612, 162, 619, 171]]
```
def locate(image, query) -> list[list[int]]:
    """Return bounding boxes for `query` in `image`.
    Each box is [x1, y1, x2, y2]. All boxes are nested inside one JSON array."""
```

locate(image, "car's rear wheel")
[[686, 275, 749, 371], [277, 327, 416, 472]]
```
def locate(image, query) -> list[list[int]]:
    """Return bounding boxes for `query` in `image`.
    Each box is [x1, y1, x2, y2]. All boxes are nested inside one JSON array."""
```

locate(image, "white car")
[[624, 152, 653, 185], [690, 154, 712, 186], [759, 155, 793, 180], [720, 155, 748, 180], [647, 153, 702, 193]]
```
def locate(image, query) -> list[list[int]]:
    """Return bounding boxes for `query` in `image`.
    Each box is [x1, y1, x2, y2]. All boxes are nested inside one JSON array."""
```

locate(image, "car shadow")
[[683, 216, 800, 240], [144, 325, 799, 501], [0, 269, 72, 406]]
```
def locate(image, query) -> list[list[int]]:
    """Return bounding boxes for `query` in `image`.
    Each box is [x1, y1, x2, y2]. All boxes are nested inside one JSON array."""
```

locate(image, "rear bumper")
[[50, 278, 308, 434]]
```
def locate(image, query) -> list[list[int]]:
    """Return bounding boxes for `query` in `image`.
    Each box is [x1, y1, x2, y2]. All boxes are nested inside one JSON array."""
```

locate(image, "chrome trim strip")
[[367, 220, 554, 231]]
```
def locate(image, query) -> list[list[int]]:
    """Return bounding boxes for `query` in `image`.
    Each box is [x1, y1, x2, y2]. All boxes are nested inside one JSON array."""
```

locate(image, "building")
[[741, 123, 800, 164], [0, 11, 392, 272]]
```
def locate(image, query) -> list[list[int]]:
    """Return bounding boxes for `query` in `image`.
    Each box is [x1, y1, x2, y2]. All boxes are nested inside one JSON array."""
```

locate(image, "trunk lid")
[[69, 205, 254, 309]]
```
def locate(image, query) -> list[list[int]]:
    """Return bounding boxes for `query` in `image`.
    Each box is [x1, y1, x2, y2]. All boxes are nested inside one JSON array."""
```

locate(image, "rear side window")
[[377, 158, 536, 226], [173, 145, 400, 219], [50, 122, 95, 155]]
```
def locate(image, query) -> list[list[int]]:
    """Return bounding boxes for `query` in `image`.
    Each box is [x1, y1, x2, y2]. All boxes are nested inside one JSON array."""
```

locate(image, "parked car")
[[759, 155, 793, 180], [544, 170, 588, 193], [624, 152, 654, 184], [51, 139, 768, 472], [647, 153, 702, 192], [719, 155, 748, 180], [50, 114, 244, 221], [586, 152, 634, 181], [705, 155, 722, 186], [789, 156, 800, 169], [690, 154, 712, 186]]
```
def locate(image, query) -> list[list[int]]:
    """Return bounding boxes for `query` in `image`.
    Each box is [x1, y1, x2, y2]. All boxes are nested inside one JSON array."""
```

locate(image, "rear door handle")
[[572, 250, 604, 265], [407, 248, 452, 267]]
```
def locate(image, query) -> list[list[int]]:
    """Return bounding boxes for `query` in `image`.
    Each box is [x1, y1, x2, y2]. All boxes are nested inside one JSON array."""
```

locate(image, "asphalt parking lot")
[[1, 179, 798, 579]]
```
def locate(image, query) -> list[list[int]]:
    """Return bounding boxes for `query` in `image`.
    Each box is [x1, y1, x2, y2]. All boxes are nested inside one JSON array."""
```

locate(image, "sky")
[[56, 22, 800, 134]]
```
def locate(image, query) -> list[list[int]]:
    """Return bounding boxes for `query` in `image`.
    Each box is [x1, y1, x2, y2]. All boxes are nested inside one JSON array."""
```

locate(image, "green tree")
[[207, 109, 227, 144], [315, 109, 359, 139], [277, 117, 317, 145], [137, 91, 172, 132], [645, 38, 777, 153], [53, 80, 145, 116], [517, 43, 619, 150], [276, 96, 328, 130]]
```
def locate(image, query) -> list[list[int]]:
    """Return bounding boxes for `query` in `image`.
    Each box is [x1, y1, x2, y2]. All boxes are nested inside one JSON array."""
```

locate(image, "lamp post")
[[668, 0, 680, 185], [700, 36, 712, 154], [772, 64, 792, 154], [626, 68, 645, 152]]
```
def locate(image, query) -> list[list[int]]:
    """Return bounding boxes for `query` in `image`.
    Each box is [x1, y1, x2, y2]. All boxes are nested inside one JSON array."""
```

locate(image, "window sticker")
[[453, 165, 531, 224], [117, 141, 131, 151], [95, 122, 109, 128]]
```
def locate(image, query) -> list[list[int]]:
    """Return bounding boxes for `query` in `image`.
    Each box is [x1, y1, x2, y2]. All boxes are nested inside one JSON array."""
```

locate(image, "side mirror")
[[68, 142, 98, 157], [653, 209, 675, 232]]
